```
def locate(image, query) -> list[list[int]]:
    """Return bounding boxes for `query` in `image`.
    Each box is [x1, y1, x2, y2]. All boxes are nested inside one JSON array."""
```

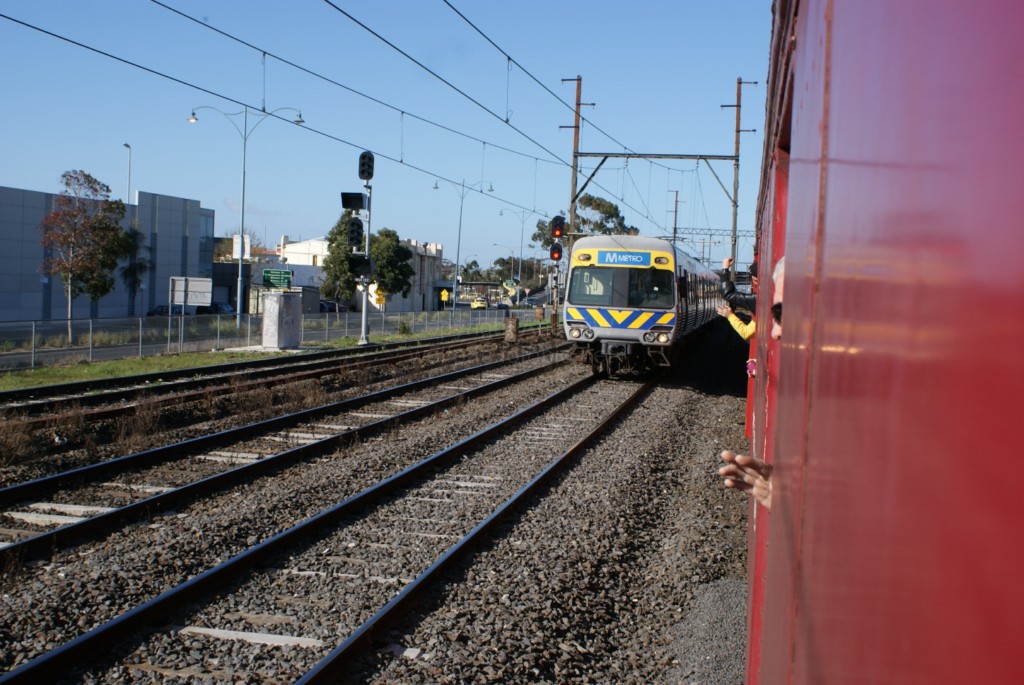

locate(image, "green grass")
[[302, 321, 536, 350], [0, 320, 550, 392], [0, 350, 289, 392]]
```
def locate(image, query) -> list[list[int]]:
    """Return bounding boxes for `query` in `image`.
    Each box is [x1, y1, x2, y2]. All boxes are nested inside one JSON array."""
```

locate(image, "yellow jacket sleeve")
[[727, 312, 756, 340]]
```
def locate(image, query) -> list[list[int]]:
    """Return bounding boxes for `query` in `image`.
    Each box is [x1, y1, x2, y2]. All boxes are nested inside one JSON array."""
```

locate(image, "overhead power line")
[[148, 0, 558, 168], [441, 0, 674, 170], [320, 0, 569, 168], [0, 10, 542, 217], [318, 1, 680, 232]]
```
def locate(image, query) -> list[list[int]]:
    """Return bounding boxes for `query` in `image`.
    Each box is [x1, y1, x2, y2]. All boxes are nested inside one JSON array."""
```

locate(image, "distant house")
[[278, 235, 445, 313]]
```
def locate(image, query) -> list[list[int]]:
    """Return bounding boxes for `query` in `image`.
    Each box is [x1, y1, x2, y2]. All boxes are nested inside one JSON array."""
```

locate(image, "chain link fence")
[[0, 308, 549, 371]]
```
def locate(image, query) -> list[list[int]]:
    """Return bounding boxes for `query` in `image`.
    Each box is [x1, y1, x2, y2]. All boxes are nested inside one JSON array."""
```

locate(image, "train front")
[[562, 236, 678, 375]]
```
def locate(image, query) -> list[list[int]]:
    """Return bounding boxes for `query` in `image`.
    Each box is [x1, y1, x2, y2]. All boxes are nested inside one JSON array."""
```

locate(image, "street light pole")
[[238, 106, 248, 328], [493, 242, 515, 283], [122, 143, 131, 203], [188, 105, 304, 327], [435, 179, 492, 326]]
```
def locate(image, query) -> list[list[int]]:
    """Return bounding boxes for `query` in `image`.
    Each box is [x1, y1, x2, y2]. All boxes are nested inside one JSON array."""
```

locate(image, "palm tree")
[[118, 225, 151, 317]]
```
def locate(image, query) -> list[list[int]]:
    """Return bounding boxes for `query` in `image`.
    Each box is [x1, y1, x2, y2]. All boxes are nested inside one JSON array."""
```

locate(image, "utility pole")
[[721, 77, 758, 279], [671, 190, 679, 245], [561, 76, 594, 255]]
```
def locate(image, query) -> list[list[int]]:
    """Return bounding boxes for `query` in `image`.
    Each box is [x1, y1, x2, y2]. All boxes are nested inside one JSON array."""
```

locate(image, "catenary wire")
[[153, 0, 674, 229], [148, 0, 558, 168], [0, 11, 541, 217]]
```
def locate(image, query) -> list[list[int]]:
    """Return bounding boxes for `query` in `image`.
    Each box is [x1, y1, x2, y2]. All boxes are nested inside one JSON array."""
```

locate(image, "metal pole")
[[359, 181, 372, 345], [672, 190, 679, 245], [517, 213, 525, 282], [123, 143, 131, 203], [730, 78, 741, 279], [565, 76, 582, 249], [237, 106, 248, 328], [449, 180, 466, 327]]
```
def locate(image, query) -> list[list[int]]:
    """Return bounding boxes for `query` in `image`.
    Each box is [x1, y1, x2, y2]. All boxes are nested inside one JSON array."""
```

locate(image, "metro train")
[[741, 1, 1024, 684], [561, 234, 719, 375]]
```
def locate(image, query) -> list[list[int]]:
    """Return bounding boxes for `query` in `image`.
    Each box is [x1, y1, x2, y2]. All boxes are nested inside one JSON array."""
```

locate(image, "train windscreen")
[[567, 266, 674, 308]]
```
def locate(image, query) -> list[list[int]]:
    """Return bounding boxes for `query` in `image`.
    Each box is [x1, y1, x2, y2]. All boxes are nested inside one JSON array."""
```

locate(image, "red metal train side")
[[747, 1, 1024, 683]]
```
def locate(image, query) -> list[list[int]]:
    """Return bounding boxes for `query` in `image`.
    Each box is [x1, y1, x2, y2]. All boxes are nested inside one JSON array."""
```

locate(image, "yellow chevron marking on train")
[[628, 312, 654, 328], [566, 307, 583, 320], [589, 309, 611, 327], [608, 310, 633, 324], [657, 313, 674, 324]]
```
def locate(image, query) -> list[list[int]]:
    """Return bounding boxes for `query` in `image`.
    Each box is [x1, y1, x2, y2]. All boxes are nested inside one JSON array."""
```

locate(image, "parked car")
[[492, 302, 509, 310], [195, 303, 235, 315], [470, 297, 488, 310], [320, 300, 348, 313], [146, 305, 183, 316]]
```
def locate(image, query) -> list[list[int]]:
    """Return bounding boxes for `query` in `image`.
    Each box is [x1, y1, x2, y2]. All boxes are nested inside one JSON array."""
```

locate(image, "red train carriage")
[[745, 1, 1024, 683]]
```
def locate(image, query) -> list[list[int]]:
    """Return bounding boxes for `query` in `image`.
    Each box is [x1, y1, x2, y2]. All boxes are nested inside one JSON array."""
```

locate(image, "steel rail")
[[298, 379, 654, 684], [0, 331, 510, 419], [0, 373, 600, 684], [0, 348, 562, 564], [0, 329, 507, 405]]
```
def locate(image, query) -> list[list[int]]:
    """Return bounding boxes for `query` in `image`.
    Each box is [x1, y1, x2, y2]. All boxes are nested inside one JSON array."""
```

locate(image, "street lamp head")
[[432, 180, 439, 190], [123, 143, 130, 150], [187, 111, 198, 124], [293, 111, 305, 125], [487, 182, 494, 192]]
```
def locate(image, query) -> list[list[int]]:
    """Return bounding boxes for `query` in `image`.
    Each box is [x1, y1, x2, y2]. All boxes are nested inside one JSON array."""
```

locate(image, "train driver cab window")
[[568, 266, 674, 309], [628, 267, 674, 308], [568, 268, 613, 305]]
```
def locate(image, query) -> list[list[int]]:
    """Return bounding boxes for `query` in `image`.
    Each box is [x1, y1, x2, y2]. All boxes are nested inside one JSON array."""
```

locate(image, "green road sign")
[[263, 269, 292, 288]]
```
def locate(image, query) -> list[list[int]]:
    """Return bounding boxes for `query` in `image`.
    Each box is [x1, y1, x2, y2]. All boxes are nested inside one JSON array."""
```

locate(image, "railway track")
[[0, 333, 566, 482], [0, 366, 650, 682], [0, 348, 560, 560], [0, 331, 517, 422]]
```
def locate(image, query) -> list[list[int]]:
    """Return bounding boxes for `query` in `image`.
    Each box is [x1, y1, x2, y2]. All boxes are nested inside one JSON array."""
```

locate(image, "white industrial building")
[[0, 185, 213, 322], [0, 183, 446, 323]]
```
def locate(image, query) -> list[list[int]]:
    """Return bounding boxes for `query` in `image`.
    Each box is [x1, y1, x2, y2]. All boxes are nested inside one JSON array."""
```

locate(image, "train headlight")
[[583, 328, 595, 339], [569, 327, 582, 339], [657, 332, 670, 344], [643, 332, 656, 342]]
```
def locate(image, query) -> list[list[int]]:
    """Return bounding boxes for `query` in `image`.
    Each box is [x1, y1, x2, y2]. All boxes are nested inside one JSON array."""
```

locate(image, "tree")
[[118, 225, 151, 317], [531, 195, 637, 246], [39, 170, 129, 337], [576, 194, 636, 235], [321, 210, 357, 306], [370, 228, 414, 298], [462, 259, 483, 282]]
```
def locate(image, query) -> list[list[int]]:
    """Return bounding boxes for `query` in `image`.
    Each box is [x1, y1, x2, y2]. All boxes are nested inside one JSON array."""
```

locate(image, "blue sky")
[[1, 0, 770, 271]]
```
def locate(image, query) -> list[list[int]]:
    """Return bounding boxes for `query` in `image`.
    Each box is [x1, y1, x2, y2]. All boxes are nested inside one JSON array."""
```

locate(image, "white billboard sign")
[[170, 277, 213, 306]]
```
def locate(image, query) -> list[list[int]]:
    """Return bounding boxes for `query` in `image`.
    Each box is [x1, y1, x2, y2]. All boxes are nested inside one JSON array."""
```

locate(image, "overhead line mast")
[[561, 76, 594, 255], [564, 78, 757, 272]]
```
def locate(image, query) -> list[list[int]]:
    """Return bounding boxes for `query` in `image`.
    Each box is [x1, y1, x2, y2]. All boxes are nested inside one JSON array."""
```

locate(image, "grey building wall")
[[0, 185, 213, 322]]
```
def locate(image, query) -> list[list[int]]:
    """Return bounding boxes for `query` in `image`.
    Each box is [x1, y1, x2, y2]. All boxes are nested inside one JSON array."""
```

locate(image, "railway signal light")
[[350, 255, 374, 276], [347, 217, 364, 247], [550, 242, 563, 261], [358, 151, 375, 181], [550, 215, 565, 239]]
